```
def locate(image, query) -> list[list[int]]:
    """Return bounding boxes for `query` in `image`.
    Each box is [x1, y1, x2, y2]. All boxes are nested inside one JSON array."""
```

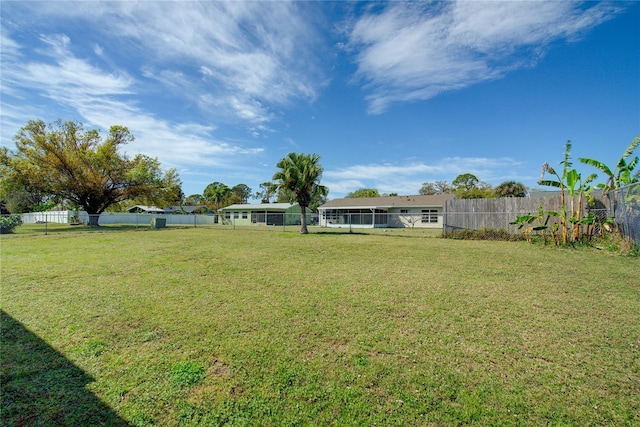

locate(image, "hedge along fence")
[[443, 195, 609, 239]]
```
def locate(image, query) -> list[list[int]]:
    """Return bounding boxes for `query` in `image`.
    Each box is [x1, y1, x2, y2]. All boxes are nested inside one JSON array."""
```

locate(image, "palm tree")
[[256, 181, 278, 203], [494, 180, 527, 197], [203, 181, 231, 212], [273, 153, 328, 234]]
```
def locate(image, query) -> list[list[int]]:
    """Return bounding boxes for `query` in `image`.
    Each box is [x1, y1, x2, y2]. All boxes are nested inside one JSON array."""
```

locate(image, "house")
[[166, 205, 209, 214], [318, 194, 455, 228], [126, 205, 207, 214], [127, 205, 166, 214], [219, 203, 308, 226]]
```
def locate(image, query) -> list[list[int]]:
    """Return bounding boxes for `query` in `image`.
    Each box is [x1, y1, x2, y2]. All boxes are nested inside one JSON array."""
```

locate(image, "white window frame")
[[421, 209, 438, 223]]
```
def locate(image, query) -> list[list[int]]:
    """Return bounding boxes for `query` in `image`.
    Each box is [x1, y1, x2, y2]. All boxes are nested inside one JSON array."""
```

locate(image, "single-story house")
[[318, 194, 455, 228], [127, 205, 207, 214], [127, 205, 166, 214], [166, 205, 209, 214], [219, 203, 309, 226]]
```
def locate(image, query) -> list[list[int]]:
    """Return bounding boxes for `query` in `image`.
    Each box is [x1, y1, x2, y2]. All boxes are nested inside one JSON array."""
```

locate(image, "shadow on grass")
[[0, 310, 129, 426]]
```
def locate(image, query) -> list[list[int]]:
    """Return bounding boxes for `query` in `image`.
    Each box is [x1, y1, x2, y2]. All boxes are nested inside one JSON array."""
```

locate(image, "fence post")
[[45, 213, 48, 235]]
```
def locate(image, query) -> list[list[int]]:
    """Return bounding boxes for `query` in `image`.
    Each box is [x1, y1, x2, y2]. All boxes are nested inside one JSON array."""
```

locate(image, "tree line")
[[420, 175, 527, 199], [346, 175, 527, 200], [2, 119, 637, 235], [0, 119, 327, 233]]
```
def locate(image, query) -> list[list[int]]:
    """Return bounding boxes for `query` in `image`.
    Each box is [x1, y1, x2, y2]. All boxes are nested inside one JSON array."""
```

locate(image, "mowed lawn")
[[1, 227, 639, 426]]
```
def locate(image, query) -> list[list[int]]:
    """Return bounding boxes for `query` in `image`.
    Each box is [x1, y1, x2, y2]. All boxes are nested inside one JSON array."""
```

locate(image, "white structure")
[[318, 194, 454, 229]]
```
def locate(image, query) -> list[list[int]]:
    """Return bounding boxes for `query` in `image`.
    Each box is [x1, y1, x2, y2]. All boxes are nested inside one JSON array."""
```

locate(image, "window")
[[421, 209, 438, 223], [233, 212, 239, 219], [225, 212, 231, 219], [400, 209, 409, 214], [242, 212, 248, 219]]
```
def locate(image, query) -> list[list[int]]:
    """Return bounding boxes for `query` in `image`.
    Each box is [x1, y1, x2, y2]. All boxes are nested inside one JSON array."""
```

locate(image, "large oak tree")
[[2, 119, 181, 226]]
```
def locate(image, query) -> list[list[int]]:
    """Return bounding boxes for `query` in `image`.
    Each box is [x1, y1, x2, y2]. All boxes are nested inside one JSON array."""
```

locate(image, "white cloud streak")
[[347, 1, 620, 113]]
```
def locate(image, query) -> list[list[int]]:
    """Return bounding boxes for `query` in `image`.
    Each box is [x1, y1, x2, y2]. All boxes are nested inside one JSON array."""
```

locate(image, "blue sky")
[[1, 1, 638, 200]]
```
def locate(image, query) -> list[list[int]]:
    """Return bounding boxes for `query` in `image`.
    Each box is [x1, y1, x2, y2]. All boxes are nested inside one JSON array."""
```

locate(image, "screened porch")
[[320, 209, 389, 228]]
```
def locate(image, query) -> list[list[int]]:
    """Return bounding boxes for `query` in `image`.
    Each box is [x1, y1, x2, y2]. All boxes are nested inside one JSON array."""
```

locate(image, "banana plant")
[[539, 141, 597, 244], [510, 205, 551, 243], [579, 134, 640, 193]]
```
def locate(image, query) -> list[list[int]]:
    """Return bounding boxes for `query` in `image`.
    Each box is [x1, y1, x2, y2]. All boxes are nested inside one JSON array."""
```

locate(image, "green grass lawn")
[[1, 227, 639, 426]]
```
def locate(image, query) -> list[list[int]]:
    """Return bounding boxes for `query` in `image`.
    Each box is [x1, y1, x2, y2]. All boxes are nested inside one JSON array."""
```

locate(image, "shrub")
[[593, 232, 640, 256], [445, 228, 525, 241], [0, 215, 23, 234]]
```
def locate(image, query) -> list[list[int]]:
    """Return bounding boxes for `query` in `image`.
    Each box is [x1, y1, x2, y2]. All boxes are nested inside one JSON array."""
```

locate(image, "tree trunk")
[[88, 214, 100, 227], [299, 205, 308, 234]]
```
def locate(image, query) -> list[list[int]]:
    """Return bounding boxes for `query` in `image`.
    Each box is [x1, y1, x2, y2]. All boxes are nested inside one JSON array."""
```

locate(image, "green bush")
[[0, 215, 23, 234]]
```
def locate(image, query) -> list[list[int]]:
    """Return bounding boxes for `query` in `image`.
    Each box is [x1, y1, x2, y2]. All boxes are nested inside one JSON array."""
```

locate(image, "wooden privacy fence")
[[443, 195, 608, 235]]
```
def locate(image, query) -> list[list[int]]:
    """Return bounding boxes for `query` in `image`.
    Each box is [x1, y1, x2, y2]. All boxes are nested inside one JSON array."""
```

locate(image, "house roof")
[[127, 205, 165, 213], [167, 205, 206, 213], [220, 203, 297, 211], [318, 194, 455, 210], [127, 205, 206, 214]]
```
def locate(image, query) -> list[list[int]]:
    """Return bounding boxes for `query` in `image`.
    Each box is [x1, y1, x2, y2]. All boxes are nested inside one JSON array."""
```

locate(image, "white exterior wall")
[[387, 207, 443, 228]]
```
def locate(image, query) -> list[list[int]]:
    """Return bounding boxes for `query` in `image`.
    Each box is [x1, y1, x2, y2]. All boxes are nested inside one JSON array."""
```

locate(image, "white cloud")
[[11, 1, 327, 128], [347, 1, 620, 114], [200, 66, 213, 77], [0, 31, 262, 171]]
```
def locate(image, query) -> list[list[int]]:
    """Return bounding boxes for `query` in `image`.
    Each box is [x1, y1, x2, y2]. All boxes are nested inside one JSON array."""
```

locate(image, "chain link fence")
[[4, 211, 445, 236], [3, 211, 321, 235], [608, 181, 640, 244]]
